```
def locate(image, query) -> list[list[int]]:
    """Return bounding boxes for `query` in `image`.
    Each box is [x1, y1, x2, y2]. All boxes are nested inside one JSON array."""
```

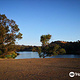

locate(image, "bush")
[[4, 51, 18, 59]]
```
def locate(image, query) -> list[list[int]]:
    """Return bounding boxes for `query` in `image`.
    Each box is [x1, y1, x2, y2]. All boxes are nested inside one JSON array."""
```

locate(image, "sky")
[[0, 0, 80, 46]]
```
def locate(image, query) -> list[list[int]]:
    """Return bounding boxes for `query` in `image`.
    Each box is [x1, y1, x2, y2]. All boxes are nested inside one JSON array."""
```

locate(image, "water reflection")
[[15, 51, 80, 59]]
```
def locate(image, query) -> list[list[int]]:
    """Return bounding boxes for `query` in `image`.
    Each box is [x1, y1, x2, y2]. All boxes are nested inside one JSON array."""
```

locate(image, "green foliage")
[[0, 14, 22, 57], [39, 34, 66, 58], [4, 51, 17, 59], [58, 48, 66, 54], [45, 44, 66, 56], [40, 34, 51, 47], [39, 34, 66, 57], [37, 47, 41, 53], [32, 47, 42, 58]]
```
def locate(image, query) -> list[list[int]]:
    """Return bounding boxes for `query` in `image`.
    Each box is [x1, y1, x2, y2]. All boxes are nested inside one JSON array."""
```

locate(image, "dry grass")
[[0, 58, 80, 80]]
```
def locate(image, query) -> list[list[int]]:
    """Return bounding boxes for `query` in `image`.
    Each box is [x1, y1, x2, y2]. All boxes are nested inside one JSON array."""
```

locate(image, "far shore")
[[0, 58, 80, 80]]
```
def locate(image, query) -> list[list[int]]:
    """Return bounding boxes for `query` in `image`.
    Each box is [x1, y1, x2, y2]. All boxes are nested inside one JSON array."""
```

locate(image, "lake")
[[15, 51, 80, 59]]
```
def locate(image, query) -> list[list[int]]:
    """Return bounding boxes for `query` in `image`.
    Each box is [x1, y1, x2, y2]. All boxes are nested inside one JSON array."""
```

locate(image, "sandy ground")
[[0, 58, 80, 80]]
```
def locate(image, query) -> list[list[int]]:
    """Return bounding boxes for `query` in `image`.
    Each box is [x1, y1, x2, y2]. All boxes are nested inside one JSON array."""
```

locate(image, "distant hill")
[[51, 41, 67, 44], [50, 40, 80, 55]]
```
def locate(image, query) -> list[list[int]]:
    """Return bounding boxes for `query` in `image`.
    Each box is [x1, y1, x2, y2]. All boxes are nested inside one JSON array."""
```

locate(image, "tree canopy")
[[40, 34, 51, 47], [39, 34, 66, 58], [0, 14, 22, 56]]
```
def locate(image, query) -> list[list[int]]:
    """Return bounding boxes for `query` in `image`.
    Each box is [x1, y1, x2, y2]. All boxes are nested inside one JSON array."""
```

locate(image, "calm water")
[[15, 51, 80, 59]]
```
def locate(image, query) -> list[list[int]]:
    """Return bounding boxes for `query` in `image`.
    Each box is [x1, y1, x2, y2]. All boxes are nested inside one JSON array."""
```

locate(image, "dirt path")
[[0, 58, 80, 80]]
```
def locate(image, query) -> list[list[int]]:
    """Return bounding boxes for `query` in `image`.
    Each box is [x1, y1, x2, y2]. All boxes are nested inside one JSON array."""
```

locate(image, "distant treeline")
[[51, 40, 80, 55], [17, 40, 80, 55], [16, 45, 39, 51]]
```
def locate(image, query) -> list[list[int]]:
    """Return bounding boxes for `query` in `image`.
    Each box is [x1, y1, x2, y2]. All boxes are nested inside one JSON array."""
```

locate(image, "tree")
[[32, 47, 42, 58], [48, 44, 66, 55], [40, 34, 51, 47], [40, 34, 51, 58], [0, 14, 22, 56]]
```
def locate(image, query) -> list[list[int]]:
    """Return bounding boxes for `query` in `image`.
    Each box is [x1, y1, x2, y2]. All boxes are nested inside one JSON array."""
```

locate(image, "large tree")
[[0, 14, 22, 55], [40, 34, 66, 58]]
